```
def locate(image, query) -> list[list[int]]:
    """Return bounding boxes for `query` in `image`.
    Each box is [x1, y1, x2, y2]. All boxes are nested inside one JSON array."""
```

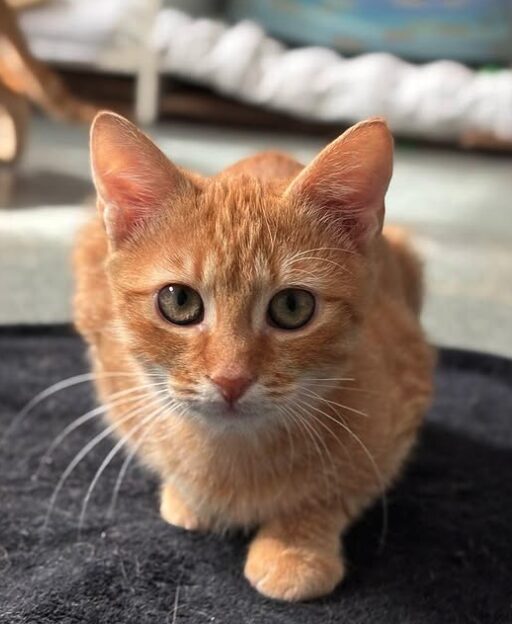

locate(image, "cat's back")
[[380, 225, 424, 316], [363, 228, 434, 412], [220, 151, 303, 182]]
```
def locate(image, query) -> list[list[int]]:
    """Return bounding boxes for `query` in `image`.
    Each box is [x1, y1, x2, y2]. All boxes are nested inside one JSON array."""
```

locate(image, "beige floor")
[[1, 117, 511, 357]]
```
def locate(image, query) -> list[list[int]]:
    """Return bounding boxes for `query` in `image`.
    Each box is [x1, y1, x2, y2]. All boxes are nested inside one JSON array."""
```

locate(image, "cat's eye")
[[157, 284, 204, 326], [267, 288, 315, 330]]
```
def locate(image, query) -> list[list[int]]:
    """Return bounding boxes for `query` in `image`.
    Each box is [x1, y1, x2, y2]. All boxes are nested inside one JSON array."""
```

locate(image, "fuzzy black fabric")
[[1, 327, 511, 624]]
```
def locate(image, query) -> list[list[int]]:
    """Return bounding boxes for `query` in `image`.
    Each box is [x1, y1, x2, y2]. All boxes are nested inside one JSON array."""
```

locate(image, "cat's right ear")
[[90, 112, 189, 247], [284, 118, 393, 250]]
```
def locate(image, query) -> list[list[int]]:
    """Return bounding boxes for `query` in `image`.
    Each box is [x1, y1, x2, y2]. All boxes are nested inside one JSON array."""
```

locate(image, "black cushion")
[[1, 327, 511, 623]]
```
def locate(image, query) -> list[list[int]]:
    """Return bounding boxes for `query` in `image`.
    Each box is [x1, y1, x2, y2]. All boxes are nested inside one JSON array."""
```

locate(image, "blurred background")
[[0, 0, 511, 356]]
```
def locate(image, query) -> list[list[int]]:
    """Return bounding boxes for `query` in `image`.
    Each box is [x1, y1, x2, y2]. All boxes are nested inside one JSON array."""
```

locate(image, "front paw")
[[244, 537, 344, 602], [160, 483, 203, 531]]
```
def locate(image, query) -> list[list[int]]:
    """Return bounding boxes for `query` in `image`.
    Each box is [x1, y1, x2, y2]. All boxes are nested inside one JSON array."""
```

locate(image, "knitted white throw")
[[153, 9, 512, 141]]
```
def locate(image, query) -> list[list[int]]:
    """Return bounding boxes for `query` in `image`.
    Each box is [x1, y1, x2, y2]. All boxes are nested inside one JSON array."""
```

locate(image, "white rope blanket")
[[153, 9, 512, 141]]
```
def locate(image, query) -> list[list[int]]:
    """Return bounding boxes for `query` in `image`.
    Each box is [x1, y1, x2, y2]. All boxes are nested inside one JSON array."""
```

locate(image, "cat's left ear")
[[90, 111, 190, 247], [285, 118, 393, 248]]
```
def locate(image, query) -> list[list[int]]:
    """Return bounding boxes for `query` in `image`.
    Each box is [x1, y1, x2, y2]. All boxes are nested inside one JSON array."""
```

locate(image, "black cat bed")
[[1, 327, 511, 623]]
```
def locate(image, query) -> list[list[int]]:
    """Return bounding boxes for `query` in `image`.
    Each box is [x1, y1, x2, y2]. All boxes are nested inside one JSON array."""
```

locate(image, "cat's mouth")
[[185, 398, 260, 421]]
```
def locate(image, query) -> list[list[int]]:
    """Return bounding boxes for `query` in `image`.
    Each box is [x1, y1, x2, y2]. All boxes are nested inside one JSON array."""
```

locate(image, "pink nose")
[[211, 374, 254, 406]]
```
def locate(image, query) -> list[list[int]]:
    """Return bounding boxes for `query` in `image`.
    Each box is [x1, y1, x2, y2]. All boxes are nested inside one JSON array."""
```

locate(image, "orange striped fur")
[[74, 113, 434, 601]]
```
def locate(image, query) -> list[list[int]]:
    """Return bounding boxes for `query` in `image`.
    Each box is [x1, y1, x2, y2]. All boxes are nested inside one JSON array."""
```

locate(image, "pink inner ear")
[[98, 162, 164, 216], [90, 112, 185, 245], [286, 118, 394, 246]]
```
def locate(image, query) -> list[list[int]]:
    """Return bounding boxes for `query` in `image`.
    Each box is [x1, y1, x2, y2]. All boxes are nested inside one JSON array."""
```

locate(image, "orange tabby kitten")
[[74, 112, 434, 602]]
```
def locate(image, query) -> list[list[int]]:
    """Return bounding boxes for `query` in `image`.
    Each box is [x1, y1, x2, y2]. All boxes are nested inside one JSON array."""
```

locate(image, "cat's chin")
[[186, 399, 268, 429]]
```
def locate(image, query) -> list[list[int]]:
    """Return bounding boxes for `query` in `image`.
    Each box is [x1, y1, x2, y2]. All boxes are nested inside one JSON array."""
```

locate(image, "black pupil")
[[267, 288, 314, 330], [176, 288, 187, 307], [286, 292, 297, 312], [158, 284, 203, 326]]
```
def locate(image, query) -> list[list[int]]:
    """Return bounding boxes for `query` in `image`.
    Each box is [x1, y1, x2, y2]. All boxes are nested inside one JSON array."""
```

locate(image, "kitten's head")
[[90, 113, 393, 430]]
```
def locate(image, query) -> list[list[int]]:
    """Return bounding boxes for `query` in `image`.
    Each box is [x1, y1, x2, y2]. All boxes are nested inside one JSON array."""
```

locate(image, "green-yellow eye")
[[267, 289, 315, 330], [157, 284, 204, 326]]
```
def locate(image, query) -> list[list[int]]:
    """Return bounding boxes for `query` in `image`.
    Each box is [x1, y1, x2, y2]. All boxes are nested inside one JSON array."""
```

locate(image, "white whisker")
[[301, 377, 355, 382], [283, 247, 356, 270], [294, 396, 353, 469], [107, 400, 187, 518], [2, 370, 164, 445], [279, 402, 329, 484], [274, 405, 296, 481], [298, 394, 388, 549], [42, 404, 154, 534], [285, 256, 350, 275], [302, 388, 369, 418], [107, 439, 140, 520], [35, 382, 169, 477], [78, 397, 172, 532], [290, 399, 343, 496]]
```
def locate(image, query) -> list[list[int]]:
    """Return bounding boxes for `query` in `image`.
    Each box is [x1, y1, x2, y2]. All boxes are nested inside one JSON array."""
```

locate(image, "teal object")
[[228, 0, 512, 63]]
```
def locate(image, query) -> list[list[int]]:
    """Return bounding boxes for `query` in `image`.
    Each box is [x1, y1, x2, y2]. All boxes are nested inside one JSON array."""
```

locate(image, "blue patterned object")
[[228, 0, 512, 63]]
